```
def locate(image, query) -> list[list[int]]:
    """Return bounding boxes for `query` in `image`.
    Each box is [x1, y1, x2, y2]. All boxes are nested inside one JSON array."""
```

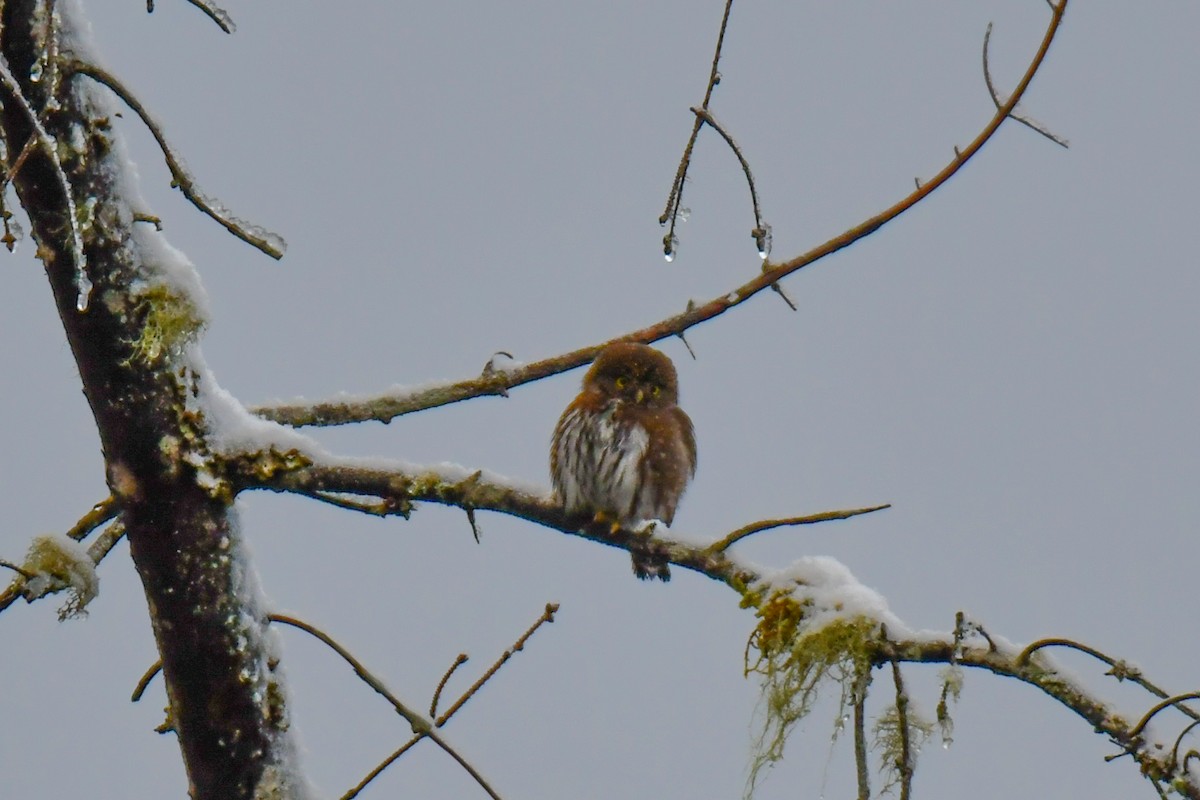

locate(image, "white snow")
[[21, 533, 99, 618], [754, 555, 909, 637]]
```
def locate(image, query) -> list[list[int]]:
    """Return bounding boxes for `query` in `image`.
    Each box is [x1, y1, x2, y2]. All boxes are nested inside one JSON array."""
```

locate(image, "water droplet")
[[29, 60, 43, 82], [662, 234, 679, 262], [677, 207, 691, 223], [753, 224, 773, 260], [942, 738, 953, 750]]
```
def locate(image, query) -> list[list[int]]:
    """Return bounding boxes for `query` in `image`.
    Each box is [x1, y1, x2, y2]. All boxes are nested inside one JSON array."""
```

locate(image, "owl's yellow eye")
[[615, 376, 628, 389], [650, 385, 661, 396]]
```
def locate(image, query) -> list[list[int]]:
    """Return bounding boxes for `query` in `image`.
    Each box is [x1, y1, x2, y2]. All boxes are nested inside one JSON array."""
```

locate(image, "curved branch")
[[253, 1, 1068, 429], [889, 637, 1200, 799], [183, 0, 236, 33], [63, 60, 286, 260], [689, 105, 770, 259], [708, 504, 890, 553], [982, 22, 1068, 148], [1018, 637, 1200, 721]]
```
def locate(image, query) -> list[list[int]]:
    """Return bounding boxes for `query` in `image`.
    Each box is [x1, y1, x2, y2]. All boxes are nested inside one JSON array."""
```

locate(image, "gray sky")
[[3, 2, 1198, 798]]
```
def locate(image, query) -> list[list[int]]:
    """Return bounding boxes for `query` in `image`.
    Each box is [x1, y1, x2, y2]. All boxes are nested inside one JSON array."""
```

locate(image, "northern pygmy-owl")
[[551, 342, 697, 580]]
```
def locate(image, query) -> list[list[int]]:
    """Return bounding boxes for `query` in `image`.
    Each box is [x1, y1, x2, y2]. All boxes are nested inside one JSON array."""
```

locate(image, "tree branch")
[[253, 0, 1068, 429]]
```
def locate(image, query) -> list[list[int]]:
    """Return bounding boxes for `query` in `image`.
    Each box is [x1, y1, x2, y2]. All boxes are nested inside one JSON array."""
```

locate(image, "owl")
[[551, 342, 697, 580]]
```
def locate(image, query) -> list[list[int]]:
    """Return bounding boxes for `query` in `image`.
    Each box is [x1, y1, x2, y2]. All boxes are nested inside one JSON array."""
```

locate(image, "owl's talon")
[[589, 510, 622, 534]]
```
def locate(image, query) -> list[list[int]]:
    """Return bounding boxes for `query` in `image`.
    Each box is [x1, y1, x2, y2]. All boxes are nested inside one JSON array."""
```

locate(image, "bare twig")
[[85, 519, 126, 564], [67, 496, 119, 541], [345, 604, 557, 798], [1017, 637, 1200, 722], [660, 0, 736, 257], [689, 105, 769, 259], [982, 22, 1068, 147], [854, 668, 871, 800], [300, 490, 392, 516], [254, 2, 1068, 429], [270, 614, 503, 800], [1172, 720, 1200, 770], [0, 559, 35, 579], [431, 653, 469, 718], [708, 504, 890, 553], [64, 60, 285, 259], [131, 659, 165, 702], [3, 131, 39, 182], [887, 640, 914, 800], [1129, 694, 1200, 739], [341, 736, 423, 800], [436, 603, 559, 726], [185, 0, 236, 33], [144, 0, 235, 33]]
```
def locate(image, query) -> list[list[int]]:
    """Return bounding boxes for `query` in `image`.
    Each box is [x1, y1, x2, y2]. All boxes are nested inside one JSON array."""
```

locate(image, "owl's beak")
[[635, 388, 645, 404]]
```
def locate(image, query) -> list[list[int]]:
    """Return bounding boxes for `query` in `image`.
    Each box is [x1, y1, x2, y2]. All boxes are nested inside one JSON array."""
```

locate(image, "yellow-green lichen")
[[22, 534, 99, 620], [873, 702, 933, 795], [125, 282, 205, 366], [936, 664, 963, 746], [743, 590, 877, 796]]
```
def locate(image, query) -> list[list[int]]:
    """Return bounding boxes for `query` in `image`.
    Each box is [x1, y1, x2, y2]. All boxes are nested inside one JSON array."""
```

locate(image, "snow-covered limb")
[[237, 450, 886, 588], [887, 634, 1200, 800]]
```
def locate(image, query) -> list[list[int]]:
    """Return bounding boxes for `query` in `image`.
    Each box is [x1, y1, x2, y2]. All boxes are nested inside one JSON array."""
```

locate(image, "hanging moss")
[[743, 590, 877, 797], [873, 702, 933, 795]]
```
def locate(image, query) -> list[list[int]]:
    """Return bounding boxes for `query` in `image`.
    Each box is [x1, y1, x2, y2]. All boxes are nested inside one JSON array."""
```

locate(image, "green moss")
[[743, 590, 877, 796], [873, 702, 933, 795], [22, 534, 98, 620], [125, 283, 205, 366], [936, 664, 963, 746]]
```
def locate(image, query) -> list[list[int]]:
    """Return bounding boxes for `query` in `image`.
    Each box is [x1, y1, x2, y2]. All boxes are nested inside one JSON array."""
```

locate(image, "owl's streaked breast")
[[551, 401, 650, 521]]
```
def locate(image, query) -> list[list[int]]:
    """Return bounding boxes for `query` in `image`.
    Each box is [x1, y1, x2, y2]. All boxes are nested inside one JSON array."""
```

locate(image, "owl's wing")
[[671, 406, 697, 478]]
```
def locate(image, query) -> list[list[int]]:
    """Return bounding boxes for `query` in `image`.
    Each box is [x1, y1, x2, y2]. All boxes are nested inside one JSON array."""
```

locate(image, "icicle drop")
[[75, 268, 92, 311], [663, 234, 679, 262]]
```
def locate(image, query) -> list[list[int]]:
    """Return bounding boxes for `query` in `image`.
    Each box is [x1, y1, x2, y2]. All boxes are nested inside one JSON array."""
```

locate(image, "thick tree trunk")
[[0, 4, 299, 798]]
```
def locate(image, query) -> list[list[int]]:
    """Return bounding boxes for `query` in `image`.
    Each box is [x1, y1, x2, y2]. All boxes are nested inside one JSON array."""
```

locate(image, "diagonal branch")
[[889, 636, 1200, 799], [982, 22, 1068, 148], [63, 60, 285, 259], [270, 614, 504, 800], [708, 504, 890, 553], [253, 1, 1069, 429]]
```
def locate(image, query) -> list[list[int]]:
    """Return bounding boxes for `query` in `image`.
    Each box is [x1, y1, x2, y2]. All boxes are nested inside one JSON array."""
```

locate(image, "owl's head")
[[583, 342, 680, 407]]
